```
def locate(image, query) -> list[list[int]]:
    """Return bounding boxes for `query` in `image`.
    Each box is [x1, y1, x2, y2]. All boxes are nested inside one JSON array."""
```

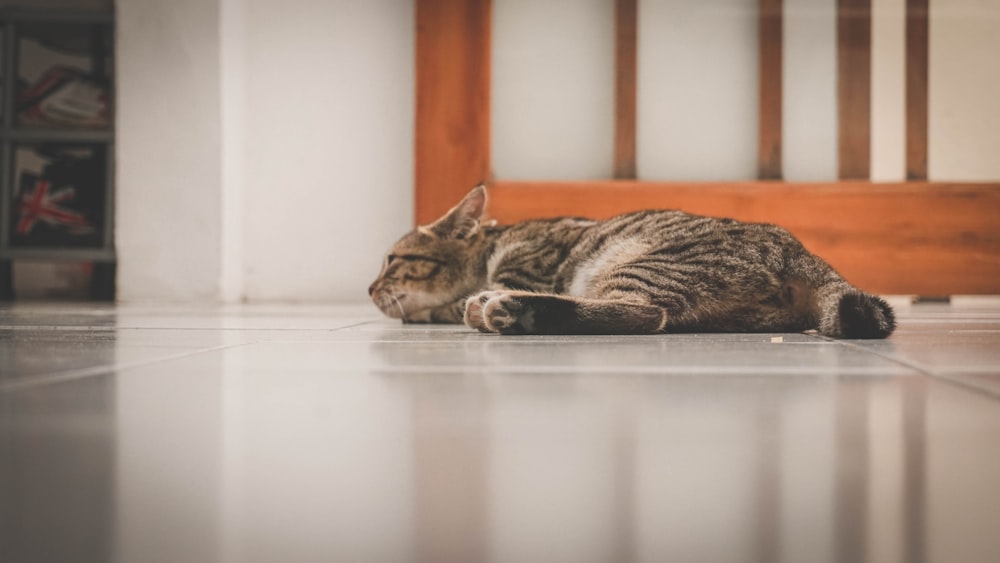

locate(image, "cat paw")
[[464, 291, 499, 332], [464, 291, 534, 334]]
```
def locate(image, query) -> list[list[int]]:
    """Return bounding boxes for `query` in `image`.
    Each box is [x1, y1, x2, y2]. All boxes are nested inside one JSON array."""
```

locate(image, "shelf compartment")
[[6, 142, 109, 250], [15, 21, 112, 130]]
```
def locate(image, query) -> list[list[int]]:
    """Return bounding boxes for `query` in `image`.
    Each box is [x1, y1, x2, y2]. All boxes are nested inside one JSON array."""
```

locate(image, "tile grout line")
[[0, 320, 379, 393], [0, 321, 383, 332], [812, 334, 1000, 401], [369, 365, 911, 377], [328, 320, 381, 331], [0, 341, 261, 393]]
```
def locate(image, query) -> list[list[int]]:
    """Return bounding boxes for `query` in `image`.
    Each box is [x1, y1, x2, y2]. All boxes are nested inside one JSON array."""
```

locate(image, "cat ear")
[[427, 184, 487, 239]]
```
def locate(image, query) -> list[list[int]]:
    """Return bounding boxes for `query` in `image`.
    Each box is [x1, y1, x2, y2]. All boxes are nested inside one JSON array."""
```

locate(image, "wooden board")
[[415, 0, 492, 225], [906, 0, 929, 180], [481, 180, 1000, 295], [614, 0, 638, 179], [837, 0, 872, 179], [758, 0, 783, 180]]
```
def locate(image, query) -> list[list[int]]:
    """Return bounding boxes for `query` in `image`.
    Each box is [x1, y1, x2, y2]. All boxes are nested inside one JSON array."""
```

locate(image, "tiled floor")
[[2, 299, 1000, 563]]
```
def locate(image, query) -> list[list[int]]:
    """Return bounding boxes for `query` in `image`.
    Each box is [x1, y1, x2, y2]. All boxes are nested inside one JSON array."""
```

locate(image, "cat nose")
[[368, 283, 376, 297]]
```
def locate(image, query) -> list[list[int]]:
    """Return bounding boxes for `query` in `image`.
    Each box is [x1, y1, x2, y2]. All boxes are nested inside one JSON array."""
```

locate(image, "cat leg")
[[464, 290, 666, 335]]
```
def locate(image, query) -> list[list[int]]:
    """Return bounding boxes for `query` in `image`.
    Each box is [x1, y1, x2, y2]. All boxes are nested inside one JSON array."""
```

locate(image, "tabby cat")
[[369, 185, 895, 338]]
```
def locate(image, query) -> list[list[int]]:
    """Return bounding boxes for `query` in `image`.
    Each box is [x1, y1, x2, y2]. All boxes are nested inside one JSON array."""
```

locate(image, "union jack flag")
[[17, 178, 93, 236]]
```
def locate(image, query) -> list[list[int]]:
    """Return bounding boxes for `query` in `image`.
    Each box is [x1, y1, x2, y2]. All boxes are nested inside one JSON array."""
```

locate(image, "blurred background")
[[0, 0, 997, 302]]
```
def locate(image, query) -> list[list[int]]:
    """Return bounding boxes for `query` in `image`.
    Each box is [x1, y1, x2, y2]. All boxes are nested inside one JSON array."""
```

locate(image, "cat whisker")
[[390, 294, 406, 320]]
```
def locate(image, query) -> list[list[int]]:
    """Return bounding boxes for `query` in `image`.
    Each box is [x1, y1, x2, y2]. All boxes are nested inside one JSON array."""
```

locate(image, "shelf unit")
[[0, 7, 115, 300]]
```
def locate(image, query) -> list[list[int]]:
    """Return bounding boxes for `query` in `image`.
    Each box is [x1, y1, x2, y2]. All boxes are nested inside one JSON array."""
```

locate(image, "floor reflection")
[[0, 376, 115, 563], [395, 365, 932, 563], [902, 377, 927, 563], [6, 305, 1000, 563]]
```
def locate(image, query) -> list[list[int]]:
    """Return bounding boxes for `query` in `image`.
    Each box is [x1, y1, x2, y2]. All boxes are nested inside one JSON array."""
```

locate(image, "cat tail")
[[815, 280, 896, 339]]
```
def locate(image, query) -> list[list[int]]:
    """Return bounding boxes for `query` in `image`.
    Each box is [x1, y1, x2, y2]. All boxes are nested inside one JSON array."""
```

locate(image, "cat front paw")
[[464, 290, 500, 333], [464, 291, 534, 335]]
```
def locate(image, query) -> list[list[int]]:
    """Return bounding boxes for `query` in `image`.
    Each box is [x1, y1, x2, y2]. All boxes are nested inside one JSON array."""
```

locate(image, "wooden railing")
[[414, 0, 1000, 294]]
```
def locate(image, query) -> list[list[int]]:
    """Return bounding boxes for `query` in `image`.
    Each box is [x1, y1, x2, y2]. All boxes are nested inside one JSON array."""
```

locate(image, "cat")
[[369, 185, 895, 338]]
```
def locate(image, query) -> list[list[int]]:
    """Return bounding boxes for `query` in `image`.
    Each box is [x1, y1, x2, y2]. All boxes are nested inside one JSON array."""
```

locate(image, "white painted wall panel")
[[117, 0, 224, 301], [240, 0, 414, 302], [117, 0, 415, 303], [637, 0, 759, 181], [783, 0, 838, 182], [492, 0, 615, 180], [221, 0, 246, 302], [871, 0, 906, 181], [929, 0, 1000, 181]]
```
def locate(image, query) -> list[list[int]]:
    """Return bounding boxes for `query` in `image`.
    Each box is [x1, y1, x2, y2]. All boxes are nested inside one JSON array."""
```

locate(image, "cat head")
[[369, 185, 490, 320]]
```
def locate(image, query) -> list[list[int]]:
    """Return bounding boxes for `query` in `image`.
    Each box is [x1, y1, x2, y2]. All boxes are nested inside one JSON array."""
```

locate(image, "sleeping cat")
[[369, 185, 895, 338]]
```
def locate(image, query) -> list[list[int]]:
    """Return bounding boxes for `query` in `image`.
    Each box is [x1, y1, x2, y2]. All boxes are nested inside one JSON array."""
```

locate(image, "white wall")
[[117, 0, 225, 302], [493, 0, 615, 180], [870, 0, 905, 181], [240, 0, 413, 302], [783, 0, 838, 181], [638, 0, 759, 181], [117, 0, 413, 303], [929, 0, 1000, 181]]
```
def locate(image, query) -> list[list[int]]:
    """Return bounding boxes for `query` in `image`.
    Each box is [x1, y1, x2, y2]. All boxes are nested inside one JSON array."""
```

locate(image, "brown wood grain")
[[837, 0, 872, 179], [758, 0, 783, 180], [614, 0, 638, 179], [415, 0, 492, 225], [484, 180, 1000, 295], [906, 0, 929, 180]]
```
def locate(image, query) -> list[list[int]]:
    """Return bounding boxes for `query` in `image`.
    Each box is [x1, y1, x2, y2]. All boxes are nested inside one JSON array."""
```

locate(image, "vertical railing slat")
[[758, 0, 783, 180], [905, 0, 929, 180], [614, 0, 638, 179], [415, 0, 492, 225], [837, 0, 872, 180]]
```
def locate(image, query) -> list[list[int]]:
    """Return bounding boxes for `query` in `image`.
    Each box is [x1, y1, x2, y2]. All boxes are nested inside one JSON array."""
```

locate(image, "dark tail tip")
[[837, 292, 896, 339]]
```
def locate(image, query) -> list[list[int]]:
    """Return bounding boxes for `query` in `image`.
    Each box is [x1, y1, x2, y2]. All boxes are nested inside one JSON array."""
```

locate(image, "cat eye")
[[389, 254, 447, 266]]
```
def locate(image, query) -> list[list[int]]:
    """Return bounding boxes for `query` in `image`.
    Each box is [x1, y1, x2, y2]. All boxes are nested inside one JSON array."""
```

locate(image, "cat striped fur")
[[369, 185, 895, 338]]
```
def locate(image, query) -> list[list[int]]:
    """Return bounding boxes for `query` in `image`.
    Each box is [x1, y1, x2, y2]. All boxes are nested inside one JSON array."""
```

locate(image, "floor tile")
[[849, 303, 1000, 396], [2, 300, 1000, 563]]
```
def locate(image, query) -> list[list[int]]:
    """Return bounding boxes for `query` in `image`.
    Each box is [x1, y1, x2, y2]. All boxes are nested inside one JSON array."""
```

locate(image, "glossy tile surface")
[[2, 300, 1000, 563]]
